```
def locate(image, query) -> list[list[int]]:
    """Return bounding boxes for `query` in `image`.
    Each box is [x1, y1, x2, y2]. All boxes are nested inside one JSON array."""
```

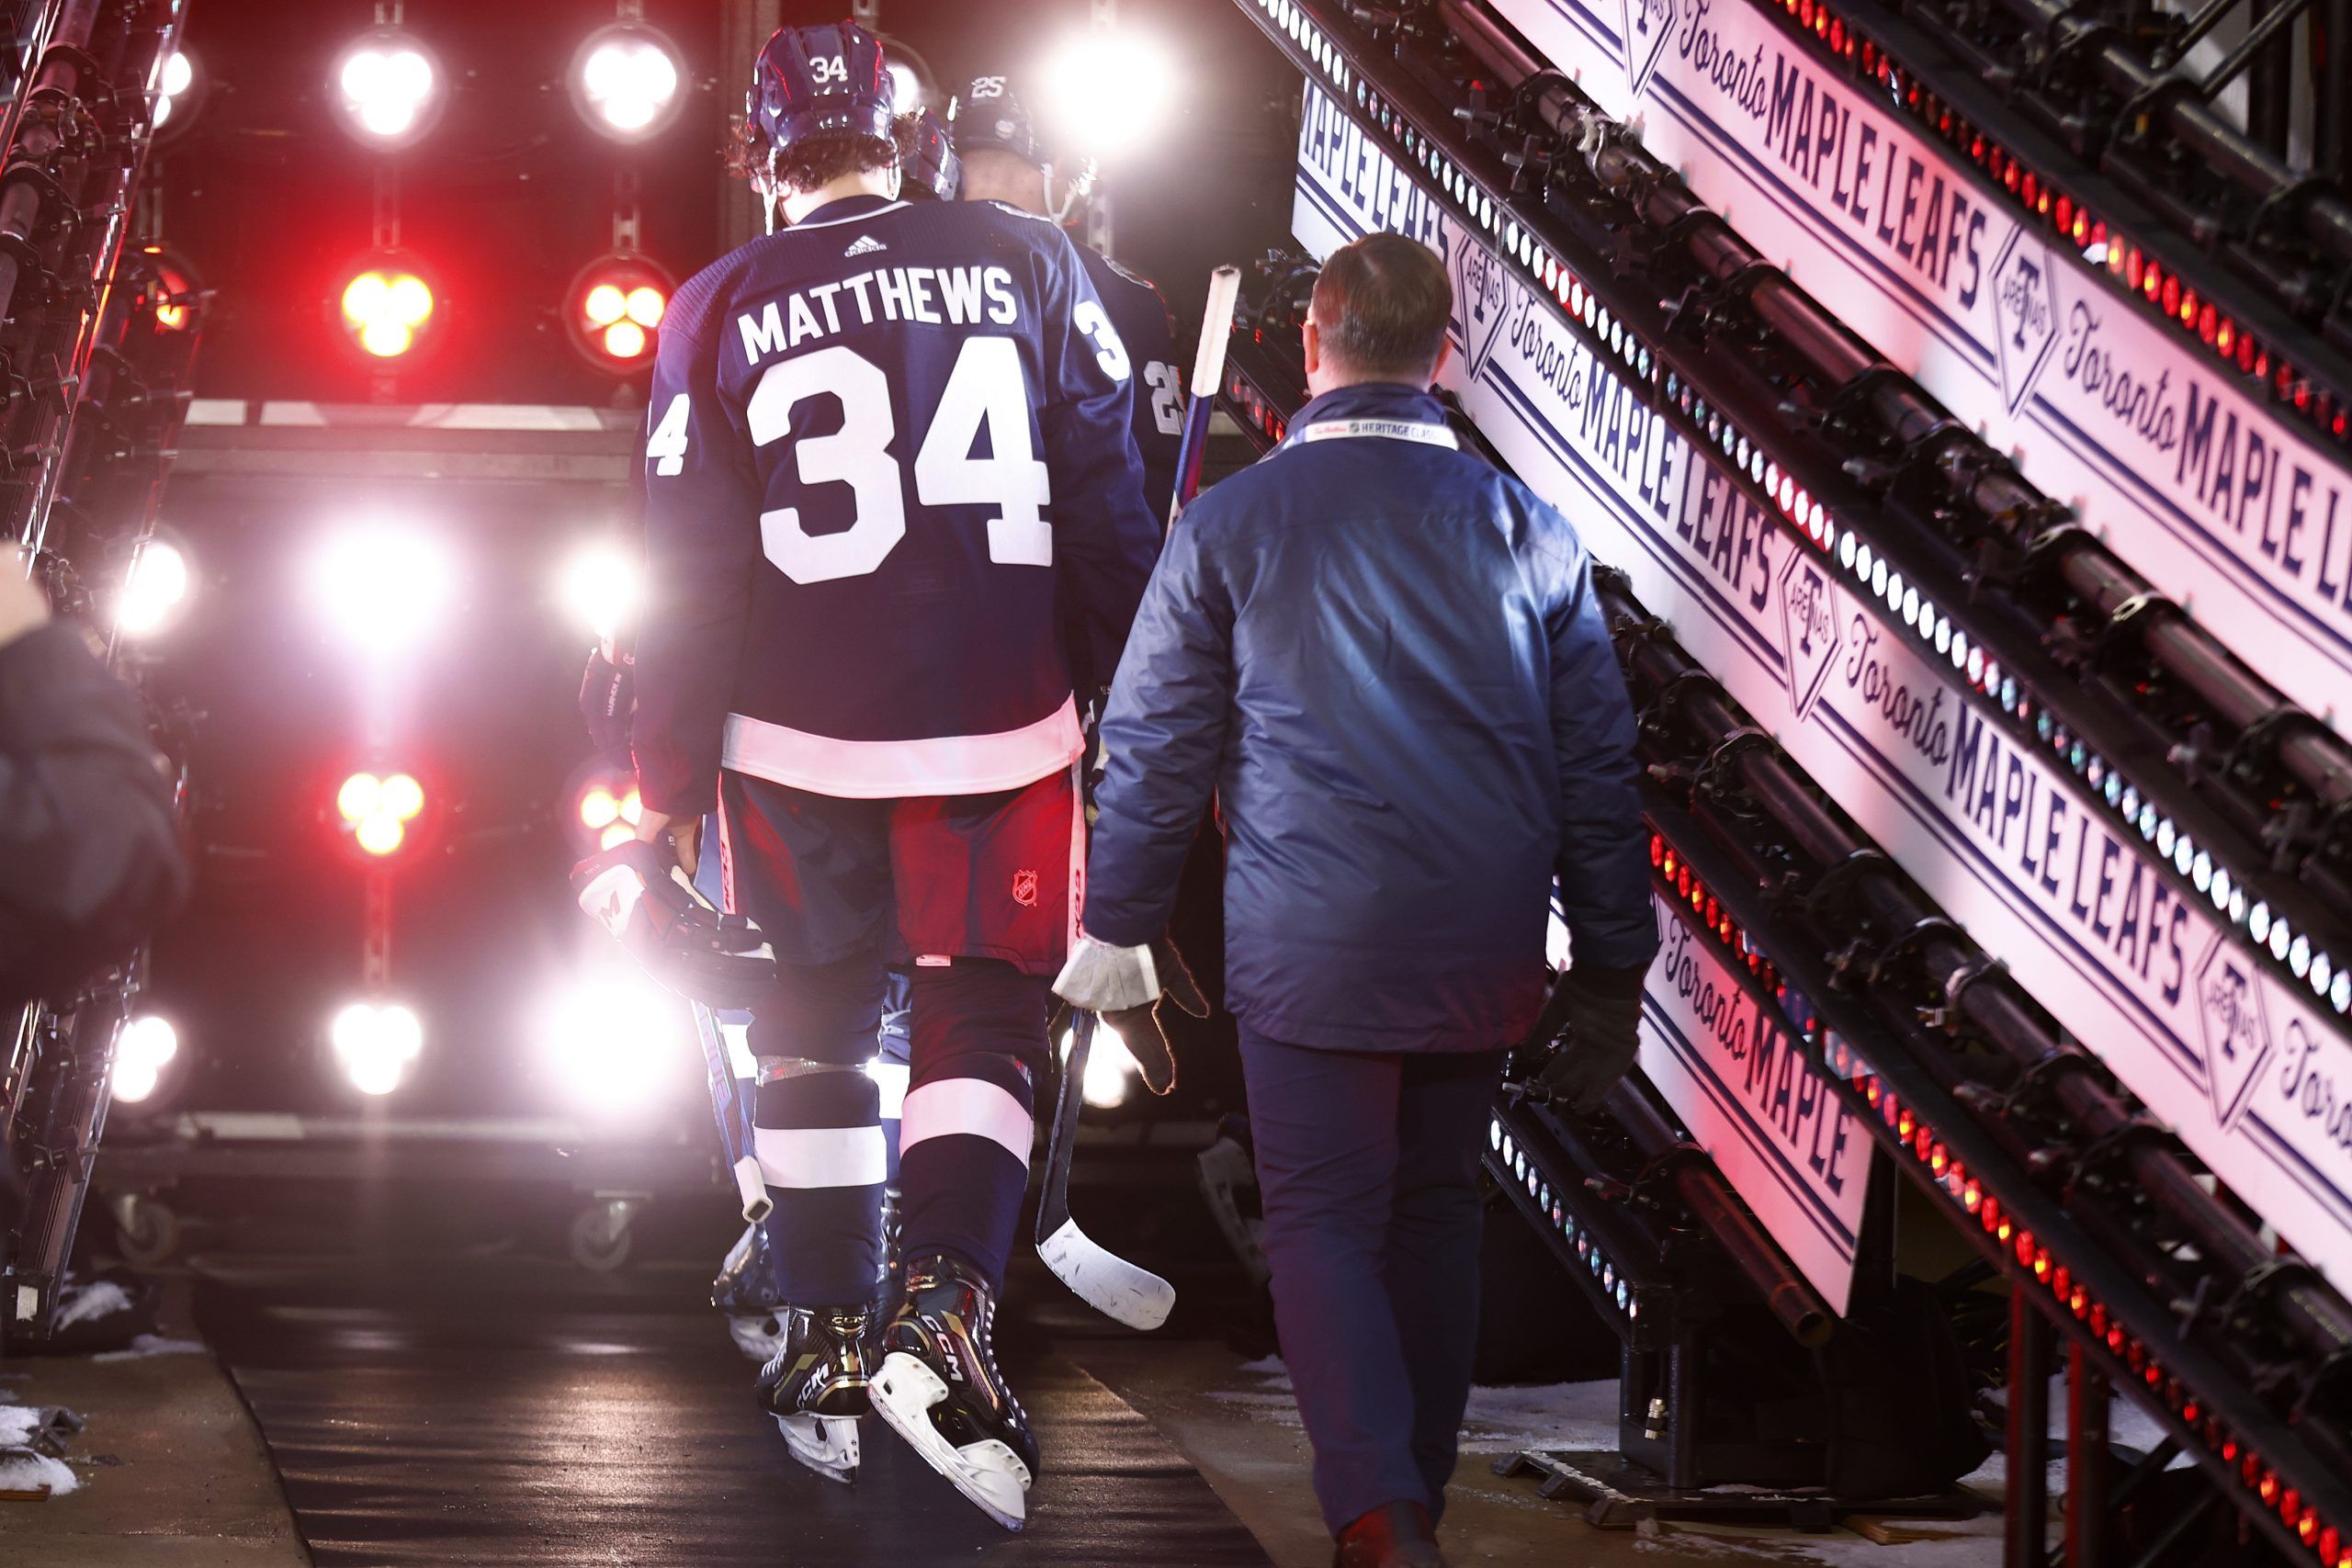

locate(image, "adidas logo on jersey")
[[842, 234, 888, 257]]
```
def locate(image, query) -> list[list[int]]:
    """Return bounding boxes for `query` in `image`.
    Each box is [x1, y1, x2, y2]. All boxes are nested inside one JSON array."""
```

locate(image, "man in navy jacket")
[[1057, 233, 1657, 1567]]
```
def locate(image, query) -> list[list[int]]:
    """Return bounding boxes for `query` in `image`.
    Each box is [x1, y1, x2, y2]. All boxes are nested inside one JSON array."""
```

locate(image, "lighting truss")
[[0, 0, 195, 1342]]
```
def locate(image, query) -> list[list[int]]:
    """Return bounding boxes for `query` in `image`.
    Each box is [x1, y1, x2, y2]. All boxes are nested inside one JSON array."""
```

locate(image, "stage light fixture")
[[339, 770, 424, 857], [332, 28, 443, 149], [309, 524, 455, 656], [113, 1014, 180, 1106], [1061, 1020, 1142, 1110], [537, 973, 688, 1115], [117, 535, 191, 638], [566, 254, 672, 373], [153, 48, 203, 136], [1040, 28, 1176, 160], [571, 22, 684, 142], [576, 783, 640, 832], [339, 265, 435, 361], [331, 1001, 424, 1096], [379, 773, 424, 823], [560, 541, 640, 644]]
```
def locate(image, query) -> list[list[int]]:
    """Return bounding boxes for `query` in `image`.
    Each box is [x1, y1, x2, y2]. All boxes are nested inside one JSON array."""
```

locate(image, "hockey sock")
[[752, 954, 888, 1304], [899, 959, 1049, 1292]]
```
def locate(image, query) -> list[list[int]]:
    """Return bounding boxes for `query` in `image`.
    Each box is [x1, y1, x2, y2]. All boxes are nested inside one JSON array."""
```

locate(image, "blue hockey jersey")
[[1078, 247, 1182, 522], [633, 193, 1159, 814]]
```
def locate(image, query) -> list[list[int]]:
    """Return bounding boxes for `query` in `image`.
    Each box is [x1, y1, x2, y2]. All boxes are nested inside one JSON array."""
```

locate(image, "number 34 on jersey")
[[647, 318, 1126, 587]]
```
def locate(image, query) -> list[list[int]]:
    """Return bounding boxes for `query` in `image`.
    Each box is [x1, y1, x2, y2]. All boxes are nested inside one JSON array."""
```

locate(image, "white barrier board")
[[1485, 0, 2352, 735], [1642, 890, 1872, 1313], [1293, 81, 2352, 1295]]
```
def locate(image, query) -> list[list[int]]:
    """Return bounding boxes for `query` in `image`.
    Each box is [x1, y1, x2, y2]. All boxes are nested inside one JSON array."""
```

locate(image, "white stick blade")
[[1038, 1215, 1173, 1330]]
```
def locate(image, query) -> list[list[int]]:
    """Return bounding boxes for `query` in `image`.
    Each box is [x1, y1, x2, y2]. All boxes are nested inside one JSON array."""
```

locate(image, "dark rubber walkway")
[[191, 1253, 1273, 1566]]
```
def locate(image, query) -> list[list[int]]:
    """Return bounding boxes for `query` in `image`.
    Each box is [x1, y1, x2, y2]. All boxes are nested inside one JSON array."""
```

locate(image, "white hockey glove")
[[571, 839, 779, 1011], [1053, 931, 1209, 1096]]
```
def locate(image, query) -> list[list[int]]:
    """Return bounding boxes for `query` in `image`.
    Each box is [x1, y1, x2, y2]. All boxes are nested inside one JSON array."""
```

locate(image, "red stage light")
[[339, 771, 425, 857], [339, 265, 435, 360], [566, 254, 673, 372]]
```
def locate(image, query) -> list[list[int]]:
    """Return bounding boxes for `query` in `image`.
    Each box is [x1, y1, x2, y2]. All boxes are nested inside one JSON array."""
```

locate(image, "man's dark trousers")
[[1238, 1022, 1508, 1535]]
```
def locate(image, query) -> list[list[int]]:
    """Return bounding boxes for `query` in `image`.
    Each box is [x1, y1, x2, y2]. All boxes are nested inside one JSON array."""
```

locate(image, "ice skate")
[[713, 1224, 787, 1362], [869, 1251, 1038, 1530], [753, 1303, 876, 1483]]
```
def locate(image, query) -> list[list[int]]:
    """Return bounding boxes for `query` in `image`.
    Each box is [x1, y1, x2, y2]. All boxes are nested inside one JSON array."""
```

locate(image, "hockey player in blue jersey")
[[628, 23, 1158, 1528], [949, 75, 1182, 524]]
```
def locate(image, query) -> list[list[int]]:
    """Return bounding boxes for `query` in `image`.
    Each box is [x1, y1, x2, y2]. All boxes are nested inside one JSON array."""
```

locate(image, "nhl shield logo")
[[2194, 933, 2273, 1132], [1620, 0, 1678, 99], [1012, 870, 1039, 908], [1989, 225, 2062, 415], [1447, 225, 1515, 384], [1777, 548, 1844, 724]]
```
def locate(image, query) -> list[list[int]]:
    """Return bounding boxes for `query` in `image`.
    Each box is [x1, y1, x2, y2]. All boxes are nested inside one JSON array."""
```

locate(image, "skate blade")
[[871, 1351, 1032, 1531], [774, 1412, 860, 1484]]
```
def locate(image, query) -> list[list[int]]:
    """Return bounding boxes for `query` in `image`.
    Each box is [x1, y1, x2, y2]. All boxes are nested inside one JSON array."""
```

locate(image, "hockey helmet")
[[748, 21, 895, 156], [948, 73, 1046, 169], [902, 109, 961, 201]]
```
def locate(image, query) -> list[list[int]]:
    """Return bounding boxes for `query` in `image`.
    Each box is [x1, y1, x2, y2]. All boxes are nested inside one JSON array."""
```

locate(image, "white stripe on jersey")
[[720, 694, 1081, 800]]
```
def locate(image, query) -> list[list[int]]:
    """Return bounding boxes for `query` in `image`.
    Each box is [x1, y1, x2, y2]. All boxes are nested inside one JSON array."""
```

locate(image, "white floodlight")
[[1040, 29, 1177, 161], [308, 524, 456, 657], [118, 536, 192, 637], [536, 973, 688, 1115], [560, 541, 640, 645], [332, 28, 444, 149], [331, 1000, 424, 1096], [113, 1014, 180, 1104], [571, 23, 685, 142]]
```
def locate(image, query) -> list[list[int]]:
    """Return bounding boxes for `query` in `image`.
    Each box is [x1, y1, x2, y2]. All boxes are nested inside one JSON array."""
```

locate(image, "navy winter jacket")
[[1082, 383, 1657, 1054]]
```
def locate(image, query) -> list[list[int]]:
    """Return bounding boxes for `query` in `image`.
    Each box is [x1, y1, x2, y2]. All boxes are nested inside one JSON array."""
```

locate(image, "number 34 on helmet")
[[747, 21, 895, 159]]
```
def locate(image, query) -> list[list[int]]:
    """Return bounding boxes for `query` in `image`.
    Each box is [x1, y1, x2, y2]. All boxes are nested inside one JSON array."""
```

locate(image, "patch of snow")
[[1460, 1380, 1623, 1455], [50, 1280, 132, 1331], [90, 1334, 204, 1362], [1237, 1355, 1285, 1376], [0, 1449, 77, 1496], [0, 1406, 44, 1445]]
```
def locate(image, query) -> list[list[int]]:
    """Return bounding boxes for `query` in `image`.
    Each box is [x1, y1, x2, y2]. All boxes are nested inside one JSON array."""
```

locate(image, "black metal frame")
[[0, 0, 194, 1340]]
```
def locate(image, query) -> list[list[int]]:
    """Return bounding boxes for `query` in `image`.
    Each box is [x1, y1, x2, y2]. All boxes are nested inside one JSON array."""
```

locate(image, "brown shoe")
[[1332, 1501, 1444, 1568]]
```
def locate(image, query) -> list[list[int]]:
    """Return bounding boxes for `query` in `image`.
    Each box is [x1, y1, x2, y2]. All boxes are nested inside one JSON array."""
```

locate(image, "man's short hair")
[[1310, 233, 1452, 381]]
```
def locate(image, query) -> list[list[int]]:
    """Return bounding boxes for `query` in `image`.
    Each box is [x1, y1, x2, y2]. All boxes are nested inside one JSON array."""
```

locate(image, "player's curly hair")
[[729, 114, 923, 197]]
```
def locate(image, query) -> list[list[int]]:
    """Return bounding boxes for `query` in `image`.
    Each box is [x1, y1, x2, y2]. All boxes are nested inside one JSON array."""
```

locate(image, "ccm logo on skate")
[[1012, 870, 1038, 908]]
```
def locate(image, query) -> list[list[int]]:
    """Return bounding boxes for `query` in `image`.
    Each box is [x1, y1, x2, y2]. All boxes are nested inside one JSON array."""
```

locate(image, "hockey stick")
[[1035, 1009, 1174, 1329], [1035, 266, 1246, 1326], [1169, 265, 1244, 528], [692, 999, 771, 1224]]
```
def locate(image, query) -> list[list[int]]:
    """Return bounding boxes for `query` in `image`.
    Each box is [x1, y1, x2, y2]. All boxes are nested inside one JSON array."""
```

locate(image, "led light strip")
[[1254, 0, 2352, 1019], [1485, 1111, 1645, 1323], [1757, 0, 2351, 450]]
